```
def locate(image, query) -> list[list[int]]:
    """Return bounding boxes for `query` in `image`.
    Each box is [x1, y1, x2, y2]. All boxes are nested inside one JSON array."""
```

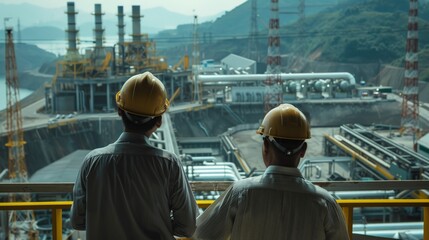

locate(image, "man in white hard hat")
[[70, 72, 198, 239], [193, 103, 349, 240]]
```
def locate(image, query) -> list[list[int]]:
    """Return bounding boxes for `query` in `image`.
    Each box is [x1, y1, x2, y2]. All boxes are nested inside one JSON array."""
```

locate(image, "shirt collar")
[[264, 165, 304, 178], [116, 132, 151, 145]]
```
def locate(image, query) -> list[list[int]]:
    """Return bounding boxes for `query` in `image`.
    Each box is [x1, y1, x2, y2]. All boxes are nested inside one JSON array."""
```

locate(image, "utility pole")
[[401, 0, 420, 142]]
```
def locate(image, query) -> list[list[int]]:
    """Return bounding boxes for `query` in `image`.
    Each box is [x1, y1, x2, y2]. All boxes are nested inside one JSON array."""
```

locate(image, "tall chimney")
[[65, 2, 79, 56], [93, 3, 104, 48], [131, 5, 143, 42], [117, 6, 125, 45]]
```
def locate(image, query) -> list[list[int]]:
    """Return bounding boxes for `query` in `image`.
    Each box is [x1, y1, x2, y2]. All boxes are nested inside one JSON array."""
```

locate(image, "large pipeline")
[[198, 72, 356, 85]]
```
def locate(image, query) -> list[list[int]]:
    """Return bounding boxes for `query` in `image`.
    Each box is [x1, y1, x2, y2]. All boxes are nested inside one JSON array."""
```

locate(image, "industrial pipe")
[[198, 72, 356, 85]]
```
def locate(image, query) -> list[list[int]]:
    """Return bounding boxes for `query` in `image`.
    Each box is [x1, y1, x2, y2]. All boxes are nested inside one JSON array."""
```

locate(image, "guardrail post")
[[341, 206, 353, 240], [424, 207, 429, 240], [52, 208, 63, 240]]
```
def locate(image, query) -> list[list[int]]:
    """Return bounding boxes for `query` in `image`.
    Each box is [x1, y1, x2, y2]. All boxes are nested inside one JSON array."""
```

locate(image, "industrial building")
[[1, 1, 429, 239]]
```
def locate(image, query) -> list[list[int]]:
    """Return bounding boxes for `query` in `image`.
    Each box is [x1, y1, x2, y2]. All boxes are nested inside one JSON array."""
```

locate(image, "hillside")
[[5, 0, 429, 94], [0, 3, 220, 36], [0, 42, 56, 76], [159, 0, 429, 85], [283, 0, 429, 84], [156, 0, 339, 38]]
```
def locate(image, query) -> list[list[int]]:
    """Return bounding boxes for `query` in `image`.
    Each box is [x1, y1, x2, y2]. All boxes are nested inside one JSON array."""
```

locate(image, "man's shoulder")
[[84, 145, 113, 158], [231, 176, 336, 202], [85, 142, 177, 160], [306, 182, 337, 202], [231, 176, 263, 190], [152, 148, 180, 162]]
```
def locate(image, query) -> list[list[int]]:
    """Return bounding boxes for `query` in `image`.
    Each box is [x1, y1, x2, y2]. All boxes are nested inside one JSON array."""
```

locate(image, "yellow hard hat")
[[116, 72, 170, 117], [256, 103, 311, 140]]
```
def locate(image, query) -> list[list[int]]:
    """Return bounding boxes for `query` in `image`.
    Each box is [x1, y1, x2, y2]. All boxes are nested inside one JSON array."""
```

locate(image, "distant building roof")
[[29, 150, 90, 182], [221, 54, 256, 70]]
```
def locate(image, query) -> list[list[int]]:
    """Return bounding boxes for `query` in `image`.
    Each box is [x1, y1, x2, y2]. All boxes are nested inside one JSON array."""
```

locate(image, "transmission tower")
[[264, 0, 282, 113], [192, 14, 200, 102], [248, 0, 259, 61], [401, 0, 420, 139], [4, 27, 37, 239]]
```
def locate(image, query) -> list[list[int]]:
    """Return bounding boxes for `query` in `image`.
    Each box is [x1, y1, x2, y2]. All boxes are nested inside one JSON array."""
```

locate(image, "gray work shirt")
[[193, 165, 349, 240], [70, 132, 198, 240]]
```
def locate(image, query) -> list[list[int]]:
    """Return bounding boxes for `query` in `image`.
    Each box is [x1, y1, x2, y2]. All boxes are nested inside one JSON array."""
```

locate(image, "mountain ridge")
[[0, 2, 221, 36]]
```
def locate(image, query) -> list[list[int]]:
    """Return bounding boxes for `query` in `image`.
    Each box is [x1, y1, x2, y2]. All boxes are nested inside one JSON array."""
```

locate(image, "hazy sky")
[[2, 0, 247, 16]]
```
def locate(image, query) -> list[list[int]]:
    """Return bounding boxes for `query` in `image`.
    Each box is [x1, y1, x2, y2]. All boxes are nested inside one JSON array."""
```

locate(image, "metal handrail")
[[1, 180, 429, 193], [337, 199, 429, 240], [1, 181, 429, 239], [0, 199, 429, 240]]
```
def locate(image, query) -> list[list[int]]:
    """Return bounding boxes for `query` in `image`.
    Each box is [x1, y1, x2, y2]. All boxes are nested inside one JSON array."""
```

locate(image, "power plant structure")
[[45, 2, 365, 115], [23, 0, 428, 184], [2, 1, 429, 239], [45, 2, 174, 114]]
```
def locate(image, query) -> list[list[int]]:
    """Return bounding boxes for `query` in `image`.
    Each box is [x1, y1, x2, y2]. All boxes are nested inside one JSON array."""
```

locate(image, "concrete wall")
[[171, 100, 405, 138], [0, 99, 408, 178], [0, 119, 123, 176]]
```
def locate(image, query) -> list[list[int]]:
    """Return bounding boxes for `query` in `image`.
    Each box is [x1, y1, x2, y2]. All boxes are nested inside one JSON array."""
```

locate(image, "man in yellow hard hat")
[[193, 103, 349, 240], [70, 72, 198, 239]]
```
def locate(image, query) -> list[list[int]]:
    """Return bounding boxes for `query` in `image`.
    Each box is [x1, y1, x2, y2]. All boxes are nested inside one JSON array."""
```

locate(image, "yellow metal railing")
[[0, 201, 71, 240], [338, 199, 429, 240], [1, 199, 429, 240]]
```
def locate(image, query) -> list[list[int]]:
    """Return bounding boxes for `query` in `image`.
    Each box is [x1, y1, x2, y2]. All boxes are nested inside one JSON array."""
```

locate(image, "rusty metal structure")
[[401, 0, 420, 139], [4, 27, 37, 239], [264, 0, 282, 113]]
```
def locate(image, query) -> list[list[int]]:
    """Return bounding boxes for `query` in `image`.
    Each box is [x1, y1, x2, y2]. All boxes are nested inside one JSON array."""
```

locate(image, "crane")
[[4, 27, 37, 239]]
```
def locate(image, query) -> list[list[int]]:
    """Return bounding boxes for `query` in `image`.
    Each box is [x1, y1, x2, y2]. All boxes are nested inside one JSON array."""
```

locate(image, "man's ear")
[[263, 137, 269, 155], [262, 137, 272, 167], [156, 116, 163, 128]]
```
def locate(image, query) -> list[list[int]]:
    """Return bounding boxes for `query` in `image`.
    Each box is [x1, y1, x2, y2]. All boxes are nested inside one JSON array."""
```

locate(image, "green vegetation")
[[0, 43, 56, 76], [160, 0, 429, 82], [284, 11, 413, 63]]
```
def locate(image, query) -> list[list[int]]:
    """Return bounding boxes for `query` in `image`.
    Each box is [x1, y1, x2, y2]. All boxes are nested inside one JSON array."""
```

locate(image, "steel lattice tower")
[[5, 28, 27, 183], [264, 0, 282, 113], [5, 27, 37, 239], [401, 0, 420, 137]]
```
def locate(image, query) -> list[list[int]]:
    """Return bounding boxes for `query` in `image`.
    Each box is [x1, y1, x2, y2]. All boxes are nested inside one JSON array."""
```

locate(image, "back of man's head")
[[257, 104, 311, 157], [115, 72, 169, 132]]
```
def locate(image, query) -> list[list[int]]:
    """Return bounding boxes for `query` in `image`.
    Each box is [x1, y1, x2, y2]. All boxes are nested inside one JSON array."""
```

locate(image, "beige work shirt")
[[194, 165, 349, 240], [71, 132, 198, 240]]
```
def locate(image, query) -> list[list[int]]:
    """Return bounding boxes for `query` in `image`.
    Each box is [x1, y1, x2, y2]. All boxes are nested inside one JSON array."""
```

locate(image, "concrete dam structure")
[[0, 99, 403, 177]]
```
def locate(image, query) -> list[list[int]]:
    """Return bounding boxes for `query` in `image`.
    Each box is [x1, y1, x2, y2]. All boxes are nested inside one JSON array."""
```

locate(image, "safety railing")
[[338, 199, 429, 240], [0, 199, 428, 240], [0, 180, 428, 240]]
